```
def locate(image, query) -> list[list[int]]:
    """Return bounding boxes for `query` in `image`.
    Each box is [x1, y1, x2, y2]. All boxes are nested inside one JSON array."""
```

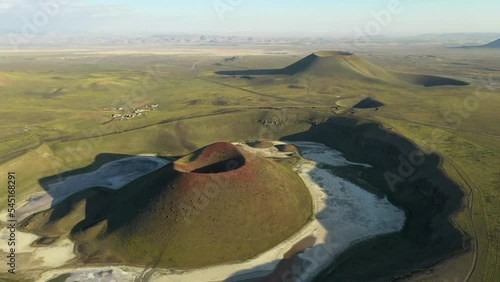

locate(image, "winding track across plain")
[[372, 116, 483, 282]]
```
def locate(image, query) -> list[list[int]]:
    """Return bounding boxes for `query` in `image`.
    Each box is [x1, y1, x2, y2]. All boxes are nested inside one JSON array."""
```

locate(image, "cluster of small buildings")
[[108, 104, 159, 121]]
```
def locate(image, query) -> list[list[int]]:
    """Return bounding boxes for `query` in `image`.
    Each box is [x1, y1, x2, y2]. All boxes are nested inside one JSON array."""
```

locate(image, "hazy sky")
[[1, 0, 499, 37]]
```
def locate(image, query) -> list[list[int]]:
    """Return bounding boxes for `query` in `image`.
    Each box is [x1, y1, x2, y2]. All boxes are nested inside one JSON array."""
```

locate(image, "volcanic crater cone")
[[20, 142, 312, 268], [216, 51, 469, 87]]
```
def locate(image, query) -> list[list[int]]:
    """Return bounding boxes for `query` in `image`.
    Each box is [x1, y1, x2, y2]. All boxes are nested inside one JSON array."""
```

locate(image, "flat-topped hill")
[[216, 51, 470, 87], [481, 38, 500, 48], [460, 38, 500, 49]]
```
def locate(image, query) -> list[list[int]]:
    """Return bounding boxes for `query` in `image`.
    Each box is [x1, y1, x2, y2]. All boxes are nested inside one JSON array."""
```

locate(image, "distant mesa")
[[216, 51, 470, 87], [215, 51, 361, 76], [460, 38, 500, 49], [482, 39, 500, 48], [20, 142, 312, 269], [224, 56, 237, 62]]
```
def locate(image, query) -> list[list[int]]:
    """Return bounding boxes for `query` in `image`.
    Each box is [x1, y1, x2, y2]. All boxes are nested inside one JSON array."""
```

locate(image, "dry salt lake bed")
[[1, 142, 406, 282]]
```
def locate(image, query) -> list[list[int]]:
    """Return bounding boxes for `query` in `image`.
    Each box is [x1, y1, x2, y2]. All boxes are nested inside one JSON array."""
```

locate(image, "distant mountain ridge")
[[1, 33, 499, 48]]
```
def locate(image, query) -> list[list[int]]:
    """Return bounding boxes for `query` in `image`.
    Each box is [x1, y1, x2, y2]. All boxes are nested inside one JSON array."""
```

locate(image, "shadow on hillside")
[[18, 152, 183, 265], [394, 73, 470, 87], [353, 98, 385, 109], [216, 69, 285, 76], [16, 153, 172, 227], [226, 237, 317, 282], [19, 117, 466, 281], [227, 117, 466, 281], [216, 53, 320, 77]]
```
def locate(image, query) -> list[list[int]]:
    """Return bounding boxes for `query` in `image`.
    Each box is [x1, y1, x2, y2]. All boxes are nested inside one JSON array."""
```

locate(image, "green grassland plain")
[[0, 45, 499, 281]]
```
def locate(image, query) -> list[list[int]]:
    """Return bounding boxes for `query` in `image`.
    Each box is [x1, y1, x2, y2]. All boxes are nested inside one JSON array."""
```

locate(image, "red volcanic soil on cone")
[[22, 142, 313, 269], [111, 142, 313, 267], [174, 142, 245, 173]]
